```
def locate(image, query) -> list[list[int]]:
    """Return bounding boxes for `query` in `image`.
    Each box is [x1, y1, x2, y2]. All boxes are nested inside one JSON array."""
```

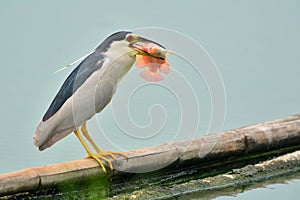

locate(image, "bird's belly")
[[63, 55, 135, 127], [94, 55, 135, 112]]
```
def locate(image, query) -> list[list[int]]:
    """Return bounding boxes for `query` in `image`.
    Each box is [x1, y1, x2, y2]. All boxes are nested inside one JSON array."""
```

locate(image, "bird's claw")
[[86, 153, 109, 173], [96, 151, 128, 160], [86, 151, 128, 172]]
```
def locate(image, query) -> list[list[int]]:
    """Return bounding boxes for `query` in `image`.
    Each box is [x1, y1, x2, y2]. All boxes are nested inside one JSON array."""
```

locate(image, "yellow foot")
[[96, 151, 128, 160], [86, 153, 114, 173], [86, 152, 127, 172]]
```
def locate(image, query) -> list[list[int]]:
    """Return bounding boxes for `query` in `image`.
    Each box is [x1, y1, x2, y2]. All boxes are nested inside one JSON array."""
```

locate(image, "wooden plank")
[[0, 114, 300, 197]]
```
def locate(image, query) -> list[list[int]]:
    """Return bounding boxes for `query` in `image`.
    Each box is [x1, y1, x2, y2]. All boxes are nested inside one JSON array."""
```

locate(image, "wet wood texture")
[[0, 114, 300, 196]]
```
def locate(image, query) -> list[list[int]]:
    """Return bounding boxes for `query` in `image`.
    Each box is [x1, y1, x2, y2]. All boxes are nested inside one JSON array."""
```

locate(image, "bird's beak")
[[130, 36, 166, 59], [135, 36, 165, 49]]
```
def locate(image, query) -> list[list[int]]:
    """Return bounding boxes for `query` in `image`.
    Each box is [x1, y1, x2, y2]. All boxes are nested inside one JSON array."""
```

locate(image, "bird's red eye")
[[127, 35, 133, 42]]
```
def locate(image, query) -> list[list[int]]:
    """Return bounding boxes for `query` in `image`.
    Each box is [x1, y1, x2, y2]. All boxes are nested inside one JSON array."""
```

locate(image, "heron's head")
[[98, 31, 165, 60]]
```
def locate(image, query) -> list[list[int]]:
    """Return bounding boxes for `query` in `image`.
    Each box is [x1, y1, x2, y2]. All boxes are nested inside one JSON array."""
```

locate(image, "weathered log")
[[0, 114, 300, 197], [111, 150, 300, 199]]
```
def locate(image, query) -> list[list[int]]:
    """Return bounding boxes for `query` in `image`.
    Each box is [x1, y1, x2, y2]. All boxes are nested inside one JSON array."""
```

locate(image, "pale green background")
[[0, 0, 299, 199]]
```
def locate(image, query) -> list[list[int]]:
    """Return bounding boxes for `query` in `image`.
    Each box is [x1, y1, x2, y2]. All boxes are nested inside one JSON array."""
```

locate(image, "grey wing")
[[42, 52, 104, 122]]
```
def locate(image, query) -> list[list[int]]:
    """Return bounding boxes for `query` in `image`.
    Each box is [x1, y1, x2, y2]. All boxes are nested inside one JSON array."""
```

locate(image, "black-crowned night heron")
[[34, 31, 165, 172]]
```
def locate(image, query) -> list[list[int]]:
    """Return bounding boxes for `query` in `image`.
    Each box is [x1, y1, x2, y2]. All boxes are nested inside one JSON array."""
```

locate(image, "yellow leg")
[[81, 122, 101, 153], [74, 129, 113, 172], [80, 122, 128, 160]]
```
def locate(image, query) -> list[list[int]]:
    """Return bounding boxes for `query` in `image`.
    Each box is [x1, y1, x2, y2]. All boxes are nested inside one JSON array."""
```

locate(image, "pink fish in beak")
[[133, 43, 172, 82]]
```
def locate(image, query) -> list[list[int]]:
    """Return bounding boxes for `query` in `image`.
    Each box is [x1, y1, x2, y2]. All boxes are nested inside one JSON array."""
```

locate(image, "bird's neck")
[[102, 42, 137, 82], [101, 54, 135, 83]]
